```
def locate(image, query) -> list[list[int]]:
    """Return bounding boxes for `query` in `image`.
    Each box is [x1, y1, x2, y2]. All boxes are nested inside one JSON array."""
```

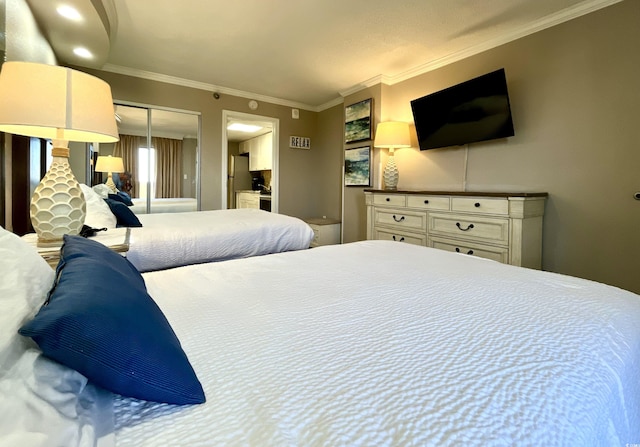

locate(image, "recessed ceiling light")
[[57, 5, 82, 21], [73, 47, 93, 59], [227, 123, 263, 133]]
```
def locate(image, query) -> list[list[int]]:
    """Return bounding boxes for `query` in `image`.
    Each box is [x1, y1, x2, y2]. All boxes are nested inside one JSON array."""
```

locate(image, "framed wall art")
[[344, 98, 372, 143], [344, 146, 371, 187]]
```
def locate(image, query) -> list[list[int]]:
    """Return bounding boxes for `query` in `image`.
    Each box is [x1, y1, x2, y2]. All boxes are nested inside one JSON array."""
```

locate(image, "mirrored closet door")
[[92, 103, 200, 215]]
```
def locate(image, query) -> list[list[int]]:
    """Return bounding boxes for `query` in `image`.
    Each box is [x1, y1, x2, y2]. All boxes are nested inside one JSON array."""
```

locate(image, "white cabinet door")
[[248, 133, 272, 171], [259, 133, 272, 170], [236, 192, 259, 209], [248, 138, 259, 171]]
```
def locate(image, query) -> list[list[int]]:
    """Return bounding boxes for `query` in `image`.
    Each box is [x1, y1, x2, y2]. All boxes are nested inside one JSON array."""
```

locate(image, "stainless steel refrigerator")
[[227, 155, 252, 208]]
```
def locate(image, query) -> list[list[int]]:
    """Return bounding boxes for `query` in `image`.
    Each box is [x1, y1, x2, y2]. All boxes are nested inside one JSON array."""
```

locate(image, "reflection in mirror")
[[92, 104, 200, 215]]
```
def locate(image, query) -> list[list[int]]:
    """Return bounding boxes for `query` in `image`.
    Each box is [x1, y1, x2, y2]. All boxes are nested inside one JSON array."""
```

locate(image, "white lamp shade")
[[374, 121, 412, 149], [95, 155, 125, 173], [0, 62, 119, 245], [0, 61, 119, 143]]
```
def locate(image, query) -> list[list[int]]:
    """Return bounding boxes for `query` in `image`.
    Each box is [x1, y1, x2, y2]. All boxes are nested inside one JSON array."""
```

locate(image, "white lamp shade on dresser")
[[374, 121, 412, 191]]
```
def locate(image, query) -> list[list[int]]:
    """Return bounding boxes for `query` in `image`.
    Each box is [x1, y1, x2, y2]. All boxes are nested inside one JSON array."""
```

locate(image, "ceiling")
[[27, 0, 621, 111]]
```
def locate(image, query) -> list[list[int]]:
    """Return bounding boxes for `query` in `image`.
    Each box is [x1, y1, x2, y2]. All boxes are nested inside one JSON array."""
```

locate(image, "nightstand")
[[304, 218, 341, 247], [22, 228, 131, 269]]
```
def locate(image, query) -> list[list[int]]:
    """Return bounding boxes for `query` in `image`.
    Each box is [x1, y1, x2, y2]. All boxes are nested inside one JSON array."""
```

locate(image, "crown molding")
[[100, 63, 320, 112], [316, 96, 345, 112], [101, 0, 622, 113], [345, 0, 624, 93]]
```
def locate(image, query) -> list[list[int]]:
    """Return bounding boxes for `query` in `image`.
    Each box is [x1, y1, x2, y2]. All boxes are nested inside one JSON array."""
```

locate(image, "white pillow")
[[0, 226, 55, 368], [0, 226, 114, 446], [80, 184, 117, 229], [92, 183, 112, 199]]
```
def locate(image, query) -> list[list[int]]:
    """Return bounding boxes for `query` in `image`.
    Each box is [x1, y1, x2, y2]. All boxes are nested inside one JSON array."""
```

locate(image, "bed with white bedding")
[[129, 197, 197, 215], [127, 208, 315, 272], [2, 227, 640, 447], [79, 184, 314, 271]]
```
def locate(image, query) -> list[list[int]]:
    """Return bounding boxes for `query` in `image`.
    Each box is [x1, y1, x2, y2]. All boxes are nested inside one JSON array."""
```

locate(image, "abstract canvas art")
[[344, 98, 372, 143], [344, 146, 371, 186]]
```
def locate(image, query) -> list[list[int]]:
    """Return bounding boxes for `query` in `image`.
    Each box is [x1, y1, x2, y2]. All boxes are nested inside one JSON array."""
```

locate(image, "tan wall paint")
[[81, 68, 323, 219], [339, 1, 640, 293], [309, 104, 343, 222]]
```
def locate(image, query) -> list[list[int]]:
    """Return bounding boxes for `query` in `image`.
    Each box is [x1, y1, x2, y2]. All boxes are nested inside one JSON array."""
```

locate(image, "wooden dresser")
[[364, 190, 547, 269]]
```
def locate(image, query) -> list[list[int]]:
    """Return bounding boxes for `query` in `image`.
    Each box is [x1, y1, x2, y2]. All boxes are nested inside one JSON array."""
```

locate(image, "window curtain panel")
[[113, 134, 140, 198], [153, 137, 183, 198]]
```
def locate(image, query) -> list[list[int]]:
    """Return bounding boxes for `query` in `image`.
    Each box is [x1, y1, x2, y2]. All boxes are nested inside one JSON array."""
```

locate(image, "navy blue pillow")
[[117, 191, 134, 206], [19, 235, 205, 405], [108, 193, 133, 207], [104, 198, 142, 227]]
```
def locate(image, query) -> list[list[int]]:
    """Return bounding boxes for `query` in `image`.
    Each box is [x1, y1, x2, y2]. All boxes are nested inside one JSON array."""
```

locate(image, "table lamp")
[[0, 61, 119, 246], [373, 121, 412, 190], [95, 155, 125, 192]]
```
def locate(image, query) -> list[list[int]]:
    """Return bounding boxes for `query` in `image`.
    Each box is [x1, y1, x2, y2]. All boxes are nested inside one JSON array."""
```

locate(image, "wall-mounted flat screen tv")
[[410, 68, 515, 150]]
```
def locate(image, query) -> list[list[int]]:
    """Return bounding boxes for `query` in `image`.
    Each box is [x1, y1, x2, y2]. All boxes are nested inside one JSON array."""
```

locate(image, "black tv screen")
[[410, 68, 515, 150]]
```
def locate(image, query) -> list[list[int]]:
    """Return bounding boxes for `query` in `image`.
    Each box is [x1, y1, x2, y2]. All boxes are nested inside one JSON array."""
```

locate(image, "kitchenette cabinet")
[[236, 191, 260, 209], [246, 133, 272, 171]]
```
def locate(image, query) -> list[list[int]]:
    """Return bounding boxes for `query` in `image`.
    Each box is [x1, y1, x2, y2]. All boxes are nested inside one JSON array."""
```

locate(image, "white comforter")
[[126, 208, 314, 272], [112, 241, 640, 446], [130, 197, 197, 215]]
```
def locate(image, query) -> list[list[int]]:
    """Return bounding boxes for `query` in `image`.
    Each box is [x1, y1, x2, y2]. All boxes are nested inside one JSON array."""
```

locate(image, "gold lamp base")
[[30, 145, 86, 247]]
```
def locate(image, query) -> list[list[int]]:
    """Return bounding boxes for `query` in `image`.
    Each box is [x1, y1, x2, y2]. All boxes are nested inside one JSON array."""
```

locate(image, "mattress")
[[111, 241, 640, 446], [125, 208, 314, 272]]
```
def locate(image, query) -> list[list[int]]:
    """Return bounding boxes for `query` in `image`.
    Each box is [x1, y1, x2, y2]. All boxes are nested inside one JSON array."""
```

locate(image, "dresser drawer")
[[374, 208, 427, 232], [428, 213, 509, 244], [451, 197, 508, 215], [429, 236, 509, 263], [406, 195, 450, 210], [373, 194, 406, 207], [374, 228, 426, 246]]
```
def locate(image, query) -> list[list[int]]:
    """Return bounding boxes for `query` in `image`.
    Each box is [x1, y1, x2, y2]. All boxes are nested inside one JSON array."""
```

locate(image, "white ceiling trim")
[[101, 63, 322, 112], [339, 0, 624, 98], [101, 0, 621, 113]]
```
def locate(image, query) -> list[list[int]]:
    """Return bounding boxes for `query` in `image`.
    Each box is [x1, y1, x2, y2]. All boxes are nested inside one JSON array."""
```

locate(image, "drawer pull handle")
[[456, 222, 475, 231], [392, 215, 405, 222], [424, 199, 429, 204], [392, 235, 405, 242], [386, 198, 391, 202], [474, 202, 481, 207], [455, 248, 474, 255]]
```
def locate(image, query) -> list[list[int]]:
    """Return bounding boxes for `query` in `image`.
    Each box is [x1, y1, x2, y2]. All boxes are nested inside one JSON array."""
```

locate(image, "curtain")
[[153, 137, 183, 198], [113, 134, 140, 198]]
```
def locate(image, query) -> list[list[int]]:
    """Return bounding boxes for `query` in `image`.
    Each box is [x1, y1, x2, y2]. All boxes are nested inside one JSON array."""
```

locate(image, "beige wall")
[[311, 104, 344, 222], [82, 69, 327, 219], [339, 1, 640, 293]]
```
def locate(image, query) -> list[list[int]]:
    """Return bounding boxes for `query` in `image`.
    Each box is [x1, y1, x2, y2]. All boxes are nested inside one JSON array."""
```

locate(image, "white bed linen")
[[130, 197, 197, 215], [0, 226, 114, 447], [113, 241, 640, 446], [0, 349, 113, 447], [126, 208, 314, 272]]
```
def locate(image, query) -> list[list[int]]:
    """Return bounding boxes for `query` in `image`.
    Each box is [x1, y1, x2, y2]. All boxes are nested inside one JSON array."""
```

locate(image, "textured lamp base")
[[30, 146, 86, 246], [383, 151, 399, 190], [104, 173, 118, 193]]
